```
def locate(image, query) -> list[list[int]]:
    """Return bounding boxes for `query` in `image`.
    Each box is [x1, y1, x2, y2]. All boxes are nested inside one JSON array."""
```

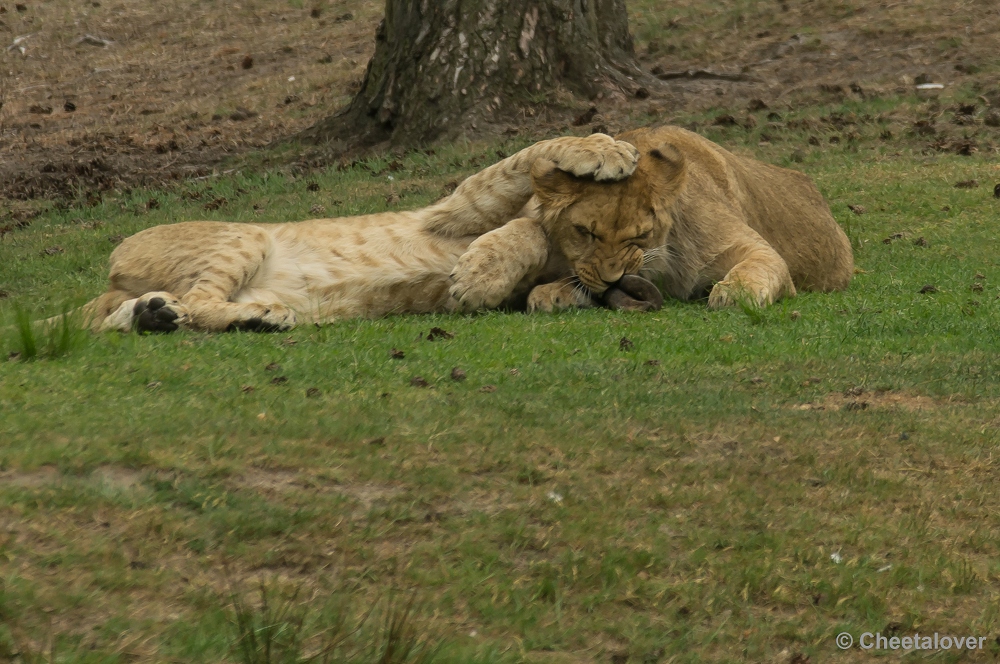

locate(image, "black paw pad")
[[134, 297, 180, 333], [601, 275, 664, 312]]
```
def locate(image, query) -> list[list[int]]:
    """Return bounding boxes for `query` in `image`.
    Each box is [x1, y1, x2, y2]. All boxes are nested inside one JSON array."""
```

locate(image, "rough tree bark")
[[300, 0, 654, 149]]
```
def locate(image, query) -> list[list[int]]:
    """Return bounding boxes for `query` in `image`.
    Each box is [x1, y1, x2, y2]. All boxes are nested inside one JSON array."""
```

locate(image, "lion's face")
[[531, 145, 687, 294]]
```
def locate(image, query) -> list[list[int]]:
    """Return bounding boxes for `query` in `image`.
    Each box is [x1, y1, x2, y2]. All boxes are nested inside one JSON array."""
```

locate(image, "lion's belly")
[[233, 218, 471, 320]]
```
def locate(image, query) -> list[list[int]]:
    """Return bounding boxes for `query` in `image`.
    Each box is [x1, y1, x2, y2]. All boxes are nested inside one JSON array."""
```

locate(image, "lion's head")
[[531, 141, 687, 295]]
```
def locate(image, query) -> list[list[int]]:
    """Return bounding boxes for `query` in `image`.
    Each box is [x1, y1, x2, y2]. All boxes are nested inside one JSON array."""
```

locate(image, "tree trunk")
[[300, 0, 653, 149]]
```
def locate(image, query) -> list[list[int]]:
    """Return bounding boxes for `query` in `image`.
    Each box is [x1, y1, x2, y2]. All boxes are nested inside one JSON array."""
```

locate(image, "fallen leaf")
[[426, 327, 454, 341], [479, 385, 497, 393], [410, 376, 430, 387]]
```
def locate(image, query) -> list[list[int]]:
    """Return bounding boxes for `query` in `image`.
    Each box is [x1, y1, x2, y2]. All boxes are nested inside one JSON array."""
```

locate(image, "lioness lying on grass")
[[82, 126, 851, 333], [452, 125, 853, 313]]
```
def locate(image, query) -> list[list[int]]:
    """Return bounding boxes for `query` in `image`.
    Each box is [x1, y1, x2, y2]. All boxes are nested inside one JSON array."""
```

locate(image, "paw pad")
[[133, 297, 181, 333]]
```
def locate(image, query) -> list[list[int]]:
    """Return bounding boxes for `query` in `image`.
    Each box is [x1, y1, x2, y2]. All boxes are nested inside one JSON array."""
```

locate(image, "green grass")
[[2, 91, 1000, 662]]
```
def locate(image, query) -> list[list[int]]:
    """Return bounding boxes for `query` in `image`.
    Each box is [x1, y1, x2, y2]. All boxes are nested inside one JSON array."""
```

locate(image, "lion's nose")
[[597, 264, 625, 285]]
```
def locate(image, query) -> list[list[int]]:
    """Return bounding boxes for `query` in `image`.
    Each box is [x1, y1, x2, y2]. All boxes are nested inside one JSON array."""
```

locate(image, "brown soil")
[[1, 0, 998, 202], [793, 390, 942, 412], [0, 0, 381, 201]]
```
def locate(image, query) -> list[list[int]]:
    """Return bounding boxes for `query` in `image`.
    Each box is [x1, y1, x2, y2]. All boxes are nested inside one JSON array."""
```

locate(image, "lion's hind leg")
[[98, 284, 296, 333]]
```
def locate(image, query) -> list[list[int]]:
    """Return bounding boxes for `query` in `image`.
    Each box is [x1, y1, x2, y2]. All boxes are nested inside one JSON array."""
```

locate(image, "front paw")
[[449, 254, 514, 311], [527, 282, 592, 313], [557, 135, 640, 182], [708, 281, 771, 310]]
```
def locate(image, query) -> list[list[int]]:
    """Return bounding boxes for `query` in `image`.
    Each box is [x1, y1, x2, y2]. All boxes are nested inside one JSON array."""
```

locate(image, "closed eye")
[[634, 230, 652, 241], [574, 224, 598, 240]]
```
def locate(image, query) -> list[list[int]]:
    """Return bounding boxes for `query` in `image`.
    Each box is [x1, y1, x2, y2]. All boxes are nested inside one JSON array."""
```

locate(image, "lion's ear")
[[647, 144, 688, 203], [531, 159, 584, 209]]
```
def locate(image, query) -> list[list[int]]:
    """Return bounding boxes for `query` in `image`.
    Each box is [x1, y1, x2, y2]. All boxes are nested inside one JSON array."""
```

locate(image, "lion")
[[447, 125, 853, 313], [80, 134, 640, 333], [79, 126, 850, 333]]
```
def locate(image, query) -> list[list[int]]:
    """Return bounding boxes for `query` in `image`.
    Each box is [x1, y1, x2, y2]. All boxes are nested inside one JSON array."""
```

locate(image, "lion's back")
[[619, 125, 853, 292]]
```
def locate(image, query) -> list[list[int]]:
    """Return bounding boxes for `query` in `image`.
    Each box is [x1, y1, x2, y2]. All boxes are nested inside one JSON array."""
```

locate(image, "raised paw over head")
[[557, 134, 640, 183]]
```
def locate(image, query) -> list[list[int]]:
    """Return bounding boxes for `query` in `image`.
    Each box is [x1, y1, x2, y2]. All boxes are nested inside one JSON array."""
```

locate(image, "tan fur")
[[450, 125, 853, 312], [81, 134, 640, 332]]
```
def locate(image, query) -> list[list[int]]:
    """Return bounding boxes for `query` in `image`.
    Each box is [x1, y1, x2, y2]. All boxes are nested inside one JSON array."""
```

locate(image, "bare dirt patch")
[[0, 464, 59, 487], [630, 0, 1000, 118], [1, 0, 999, 203], [231, 467, 402, 512], [793, 390, 942, 412], [0, 0, 381, 200]]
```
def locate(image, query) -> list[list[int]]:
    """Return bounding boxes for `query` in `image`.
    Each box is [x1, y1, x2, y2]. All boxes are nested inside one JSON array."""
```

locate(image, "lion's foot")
[[708, 281, 774, 310], [551, 134, 640, 182], [100, 292, 188, 333], [449, 218, 549, 312], [227, 304, 297, 332], [449, 251, 521, 311], [134, 294, 188, 333], [527, 281, 594, 313]]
